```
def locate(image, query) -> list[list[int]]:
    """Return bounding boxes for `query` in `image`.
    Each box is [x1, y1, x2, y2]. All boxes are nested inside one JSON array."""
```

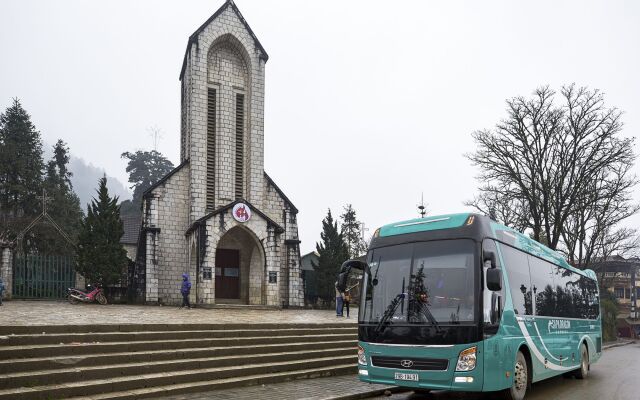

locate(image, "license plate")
[[394, 372, 419, 381]]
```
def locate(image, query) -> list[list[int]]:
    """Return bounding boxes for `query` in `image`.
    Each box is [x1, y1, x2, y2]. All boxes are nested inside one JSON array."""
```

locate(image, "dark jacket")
[[181, 274, 191, 295]]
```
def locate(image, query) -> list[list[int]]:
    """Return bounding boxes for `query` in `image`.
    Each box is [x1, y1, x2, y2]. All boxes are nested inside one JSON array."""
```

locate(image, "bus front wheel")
[[574, 344, 589, 379], [504, 351, 528, 400]]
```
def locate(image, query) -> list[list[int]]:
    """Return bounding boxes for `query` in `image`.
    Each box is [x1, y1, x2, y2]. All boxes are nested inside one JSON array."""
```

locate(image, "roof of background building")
[[120, 215, 141, 245], [300, 251, 318, 271]]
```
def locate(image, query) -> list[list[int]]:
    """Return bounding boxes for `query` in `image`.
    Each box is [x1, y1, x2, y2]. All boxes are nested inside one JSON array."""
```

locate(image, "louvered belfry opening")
[[206, 88, 216, 211], [235, 93, 245, 200]]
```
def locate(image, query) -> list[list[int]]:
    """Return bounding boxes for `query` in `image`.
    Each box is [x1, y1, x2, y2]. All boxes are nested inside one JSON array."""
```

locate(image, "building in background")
[[300, 251, 318, 306], [591, 256, 640, 338], [120, 215, 140, 261]]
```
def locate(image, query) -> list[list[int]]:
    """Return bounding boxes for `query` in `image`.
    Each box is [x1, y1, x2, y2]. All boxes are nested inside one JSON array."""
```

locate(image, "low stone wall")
[[1, 247, 12, 300]]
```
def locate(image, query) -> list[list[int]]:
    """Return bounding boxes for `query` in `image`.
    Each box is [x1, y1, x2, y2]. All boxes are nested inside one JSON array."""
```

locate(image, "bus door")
[[482, 239, 508, 391], [528, 256, 565, 369]]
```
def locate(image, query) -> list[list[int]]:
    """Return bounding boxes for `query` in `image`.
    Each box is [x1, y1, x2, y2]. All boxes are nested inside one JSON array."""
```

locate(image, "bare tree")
[[464, 185, 530, 232], [467, 85, 637, 268], [562, 161, 639, 266]]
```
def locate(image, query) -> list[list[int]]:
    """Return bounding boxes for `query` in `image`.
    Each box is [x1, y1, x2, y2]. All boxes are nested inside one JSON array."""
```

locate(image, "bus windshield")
[[360, 239, 477, 325]]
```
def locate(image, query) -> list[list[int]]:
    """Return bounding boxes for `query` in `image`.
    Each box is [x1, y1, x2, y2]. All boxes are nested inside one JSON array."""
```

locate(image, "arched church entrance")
[[215, 226, 265, 304]]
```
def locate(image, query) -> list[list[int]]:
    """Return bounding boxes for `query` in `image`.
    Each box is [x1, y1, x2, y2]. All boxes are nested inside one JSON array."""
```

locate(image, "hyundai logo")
[[400, 359, 414, 368]]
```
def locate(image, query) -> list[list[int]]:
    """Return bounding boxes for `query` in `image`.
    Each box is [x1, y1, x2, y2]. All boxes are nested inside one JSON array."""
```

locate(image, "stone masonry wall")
[[183, 4, 266, 222], [262, 180, 285, 227], [288, 244, 304, 307], [263, 179, 304, 306], [1, 247, 12, 299], [146, 164, 190, 305]]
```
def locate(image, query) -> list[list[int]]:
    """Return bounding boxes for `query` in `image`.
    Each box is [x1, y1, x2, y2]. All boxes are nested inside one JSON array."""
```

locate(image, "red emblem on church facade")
[[232, 203, 251, 223]]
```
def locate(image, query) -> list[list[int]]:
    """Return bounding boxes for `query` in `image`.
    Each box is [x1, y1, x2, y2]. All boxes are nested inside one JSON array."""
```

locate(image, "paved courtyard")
[[0, 301, 358, 326], [156, 374, 399, 400]]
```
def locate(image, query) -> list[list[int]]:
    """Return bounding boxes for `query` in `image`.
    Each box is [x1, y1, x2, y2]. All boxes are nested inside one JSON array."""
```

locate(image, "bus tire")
[[573, 343, 589, 379], [503, 351, 528, 400]]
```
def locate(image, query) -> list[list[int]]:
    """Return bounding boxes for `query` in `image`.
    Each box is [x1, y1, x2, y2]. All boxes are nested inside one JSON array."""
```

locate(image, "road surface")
[[368, 342, 639, 400]]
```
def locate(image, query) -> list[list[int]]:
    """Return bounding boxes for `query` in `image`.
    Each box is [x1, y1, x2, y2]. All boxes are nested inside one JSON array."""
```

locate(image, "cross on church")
[[36, 188, 53, 216], [15, 188, 74, 253]]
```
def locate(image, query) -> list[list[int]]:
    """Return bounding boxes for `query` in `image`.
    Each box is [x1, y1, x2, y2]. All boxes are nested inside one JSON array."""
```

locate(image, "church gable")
[[179, 0, 268, 81], [264, 172, 298, 214]]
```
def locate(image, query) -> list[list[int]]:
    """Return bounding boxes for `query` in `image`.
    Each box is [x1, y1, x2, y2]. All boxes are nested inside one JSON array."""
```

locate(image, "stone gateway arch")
[[137, 0, 303, 307]]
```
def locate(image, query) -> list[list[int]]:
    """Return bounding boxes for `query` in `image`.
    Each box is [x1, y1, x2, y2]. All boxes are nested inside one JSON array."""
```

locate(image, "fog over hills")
[[69, 156, 132, 211], [43, 142, 131, 211]]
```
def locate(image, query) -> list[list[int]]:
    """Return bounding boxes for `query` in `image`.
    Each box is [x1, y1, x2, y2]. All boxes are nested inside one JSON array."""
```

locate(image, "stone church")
[[136, 0, 303, 307]]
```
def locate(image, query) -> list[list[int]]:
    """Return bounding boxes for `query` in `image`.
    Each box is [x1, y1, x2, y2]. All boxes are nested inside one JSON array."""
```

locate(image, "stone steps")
[[0, 333, 357, 359], [0, 327, 356, 346], [0, 323, 357, 399], [0, 339, 354, 374], [0, 323, 351, 335]]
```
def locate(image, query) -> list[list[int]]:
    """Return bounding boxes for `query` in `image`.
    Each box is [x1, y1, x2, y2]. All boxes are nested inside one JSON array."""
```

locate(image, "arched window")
[[207, 36, 250, 204]]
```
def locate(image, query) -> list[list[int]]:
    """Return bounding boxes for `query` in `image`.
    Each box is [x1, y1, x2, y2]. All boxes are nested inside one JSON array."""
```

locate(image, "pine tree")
[[340, 204, 367, 259], [38, 140, 83, 254], [0, 98, 44, 243], [119, 150, 174, 216], [313, 209, 349, 303], [76, 176, 128, 285]]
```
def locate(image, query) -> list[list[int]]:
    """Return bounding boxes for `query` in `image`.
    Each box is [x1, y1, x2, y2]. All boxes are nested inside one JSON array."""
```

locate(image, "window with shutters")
[[235, 93, 245, 199], [206, 88, 216, 211]]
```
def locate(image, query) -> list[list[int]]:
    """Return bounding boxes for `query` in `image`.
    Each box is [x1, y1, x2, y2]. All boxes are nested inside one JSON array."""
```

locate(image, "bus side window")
[[500, 243, 533, 316], [528, 255, 556, 317], [483, 239, 504, 330]]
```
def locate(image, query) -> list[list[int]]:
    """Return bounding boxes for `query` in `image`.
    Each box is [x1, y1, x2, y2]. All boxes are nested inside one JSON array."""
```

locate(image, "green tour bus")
[[337, 213, 601, 400]]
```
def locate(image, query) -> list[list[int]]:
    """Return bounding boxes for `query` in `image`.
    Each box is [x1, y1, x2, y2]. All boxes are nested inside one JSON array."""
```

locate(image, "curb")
[[321, 340, 638, 400], [603, 340, 636, 350], [321, 386, 410, 400]]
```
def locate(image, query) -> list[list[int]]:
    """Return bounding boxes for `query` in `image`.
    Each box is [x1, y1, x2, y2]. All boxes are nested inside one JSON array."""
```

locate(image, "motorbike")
[[67, 284, 108, 305]]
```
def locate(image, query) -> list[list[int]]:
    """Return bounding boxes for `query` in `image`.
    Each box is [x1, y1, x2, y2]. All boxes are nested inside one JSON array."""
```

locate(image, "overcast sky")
[[1, 0, 639, 254]]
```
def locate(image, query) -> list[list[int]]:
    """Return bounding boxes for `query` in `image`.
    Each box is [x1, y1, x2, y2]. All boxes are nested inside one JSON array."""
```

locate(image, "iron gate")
[[12, 254, 76, 299]]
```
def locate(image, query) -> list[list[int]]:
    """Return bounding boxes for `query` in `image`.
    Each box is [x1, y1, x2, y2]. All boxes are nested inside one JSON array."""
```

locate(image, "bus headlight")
[[455, 346, 477, 371], [358, 345, 367, 365]]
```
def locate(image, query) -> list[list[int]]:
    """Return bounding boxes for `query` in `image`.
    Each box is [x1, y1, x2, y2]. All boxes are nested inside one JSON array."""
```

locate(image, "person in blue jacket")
[[0, 277, 5, 306], [180, 273, 192, 309]]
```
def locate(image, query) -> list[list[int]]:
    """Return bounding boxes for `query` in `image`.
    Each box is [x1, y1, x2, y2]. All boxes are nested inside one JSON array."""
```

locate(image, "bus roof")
[[378, 213, 472, 237], [376, 212, 595, 279]]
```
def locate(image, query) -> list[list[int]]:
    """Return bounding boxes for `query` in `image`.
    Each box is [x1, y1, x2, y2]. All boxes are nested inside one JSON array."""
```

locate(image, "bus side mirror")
[[486, 268, 502, 291], [337, 271, 349, 292], [336, 259, 369, 292], [484, 250, 497, 268]]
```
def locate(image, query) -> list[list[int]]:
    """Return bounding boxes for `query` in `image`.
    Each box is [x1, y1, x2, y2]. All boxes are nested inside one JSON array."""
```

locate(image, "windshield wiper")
[[411, 299, 442, 332], [374, 292, 406, 336], [374, 278, 406, 336]]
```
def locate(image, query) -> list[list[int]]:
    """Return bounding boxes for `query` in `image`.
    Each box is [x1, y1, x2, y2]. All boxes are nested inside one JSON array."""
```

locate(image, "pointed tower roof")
[[179, 0, 268, 80]]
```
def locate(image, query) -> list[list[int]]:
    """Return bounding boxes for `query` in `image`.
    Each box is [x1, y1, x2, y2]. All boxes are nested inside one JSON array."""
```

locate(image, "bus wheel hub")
[[514, 362, 526, 390]]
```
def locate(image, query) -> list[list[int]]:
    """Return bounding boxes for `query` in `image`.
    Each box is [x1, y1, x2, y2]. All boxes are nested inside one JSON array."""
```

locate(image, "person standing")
[[335, 281, 343, 317], [0, 277, 5, 306], [344, 290, 351, 318], [180, 273, 192, 309]]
